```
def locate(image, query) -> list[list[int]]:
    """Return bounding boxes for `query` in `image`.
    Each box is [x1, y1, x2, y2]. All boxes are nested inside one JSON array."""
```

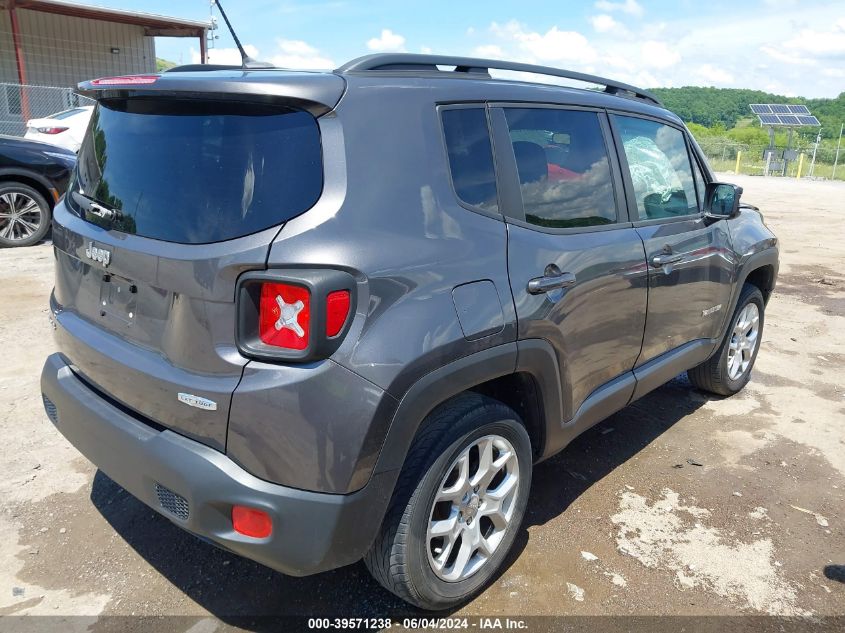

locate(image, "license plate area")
[[98, 273, 138, 326]]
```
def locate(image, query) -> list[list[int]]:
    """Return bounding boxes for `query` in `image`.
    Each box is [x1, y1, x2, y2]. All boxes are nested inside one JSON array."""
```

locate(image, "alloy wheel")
[[426, 434, 520, 582], [727, 302, 760, 380], [0, 191, 43, 243]]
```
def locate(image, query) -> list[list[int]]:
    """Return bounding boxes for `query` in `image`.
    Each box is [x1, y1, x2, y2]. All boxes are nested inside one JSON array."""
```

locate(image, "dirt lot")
[[0, 174, 843, 629]]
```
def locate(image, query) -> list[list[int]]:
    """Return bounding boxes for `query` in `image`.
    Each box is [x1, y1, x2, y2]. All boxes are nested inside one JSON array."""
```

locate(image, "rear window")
[[71, 98, 323, 244], [51, 108, 88, 120]]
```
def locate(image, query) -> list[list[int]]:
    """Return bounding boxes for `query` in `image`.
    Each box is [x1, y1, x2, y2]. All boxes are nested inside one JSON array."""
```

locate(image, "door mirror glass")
[[705, 182, 742, 218]]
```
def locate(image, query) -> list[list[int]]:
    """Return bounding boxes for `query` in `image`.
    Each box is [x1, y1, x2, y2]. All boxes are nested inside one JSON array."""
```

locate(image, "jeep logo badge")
[[85, 241, 111, 267]]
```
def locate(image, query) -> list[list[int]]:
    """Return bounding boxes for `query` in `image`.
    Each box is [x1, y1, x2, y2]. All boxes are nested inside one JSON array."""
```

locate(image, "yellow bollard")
[[734, 150, 742, 174], [797, 153, 805, 179]]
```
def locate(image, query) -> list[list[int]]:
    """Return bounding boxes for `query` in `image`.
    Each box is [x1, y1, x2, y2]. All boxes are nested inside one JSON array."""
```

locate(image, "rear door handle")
[[651, 253, 684, 267], [527, 271, 577, 294]]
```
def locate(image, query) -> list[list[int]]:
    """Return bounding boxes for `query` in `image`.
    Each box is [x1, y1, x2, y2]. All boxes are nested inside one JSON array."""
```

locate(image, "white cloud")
[[781, 21, 845, 57], [590, 14, 620, 33], [822, 67, 845, 78], [473, 44, 506, 59], [760, 45, 813, 65], [191, 44, 260, 65], [633, 70, 661, 88], [270, 39, 335, 69], [594, 0, 643, 17], [466, 3, 840, 98], [190, 41, 333, 69], [603, 53, 636, 71], [490, 20, 597, 64], [420, 46, 433, 54], [366, 29, 406, 53], [695, 64, 735, 85], [640, 40, 681, 68]]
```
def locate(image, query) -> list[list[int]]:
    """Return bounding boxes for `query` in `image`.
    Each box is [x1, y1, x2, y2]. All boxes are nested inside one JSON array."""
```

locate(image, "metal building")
[[0, 0, 209, 133]]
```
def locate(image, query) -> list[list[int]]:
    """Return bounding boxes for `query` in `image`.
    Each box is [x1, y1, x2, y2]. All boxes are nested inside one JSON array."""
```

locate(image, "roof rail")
[[336, 54, 662, 107]]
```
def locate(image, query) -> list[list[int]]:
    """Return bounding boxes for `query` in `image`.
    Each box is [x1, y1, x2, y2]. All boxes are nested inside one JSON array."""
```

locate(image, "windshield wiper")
[[71, 191, 124, 225]]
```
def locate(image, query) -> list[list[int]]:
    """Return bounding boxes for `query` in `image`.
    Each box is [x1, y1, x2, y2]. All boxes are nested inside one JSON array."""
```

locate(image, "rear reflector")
[[34, 126, 69, 134], [326, 290, 351, 337], [232, 506, 272, 538], [258, 282, 310, 350], [90, 74, 159, 86]]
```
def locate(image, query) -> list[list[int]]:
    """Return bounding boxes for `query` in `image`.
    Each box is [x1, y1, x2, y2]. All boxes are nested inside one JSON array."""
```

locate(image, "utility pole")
[[833, 123, 844, 180], [809, 130, 821, 178]]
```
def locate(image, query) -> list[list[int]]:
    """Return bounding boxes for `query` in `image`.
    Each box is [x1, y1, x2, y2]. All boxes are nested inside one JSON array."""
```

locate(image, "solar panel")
[[753, 103, 819, 126]]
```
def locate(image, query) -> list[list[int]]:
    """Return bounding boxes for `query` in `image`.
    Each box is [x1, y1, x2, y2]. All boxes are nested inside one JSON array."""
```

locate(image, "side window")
[[441, 108, 498, 213], [504, 108, 617, 229], [614, 115, 698, 220]]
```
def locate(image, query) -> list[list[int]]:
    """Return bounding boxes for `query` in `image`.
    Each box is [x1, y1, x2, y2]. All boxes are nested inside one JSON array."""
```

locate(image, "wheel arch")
[[373, 341, 561, 477], [743, 262, 776, 304], [716, 247, 779, 343], [0, 168, 59, 208]]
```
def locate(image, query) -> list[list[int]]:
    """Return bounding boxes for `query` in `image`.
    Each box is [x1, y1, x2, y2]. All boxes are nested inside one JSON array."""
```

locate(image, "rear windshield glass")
[[52, 108, 88, 120], [71, 98, 323, 244]]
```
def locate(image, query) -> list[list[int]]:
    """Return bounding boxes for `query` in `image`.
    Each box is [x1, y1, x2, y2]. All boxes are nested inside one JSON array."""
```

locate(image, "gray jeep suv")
[[41, 54, 778, 610]]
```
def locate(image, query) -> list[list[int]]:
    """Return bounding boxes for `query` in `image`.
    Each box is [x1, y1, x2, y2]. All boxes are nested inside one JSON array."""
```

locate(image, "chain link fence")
[[0, 82, 95, 137], [698, 140, 844, 181]]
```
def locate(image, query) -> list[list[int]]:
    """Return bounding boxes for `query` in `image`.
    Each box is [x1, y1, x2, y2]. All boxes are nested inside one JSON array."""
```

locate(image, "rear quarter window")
[[71, 98, 323, 244], [440, 108, 499, 213]]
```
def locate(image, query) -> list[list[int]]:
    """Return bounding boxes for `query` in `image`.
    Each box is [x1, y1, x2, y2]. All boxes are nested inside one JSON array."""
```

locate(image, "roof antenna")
[[212, 0, 273, 69]]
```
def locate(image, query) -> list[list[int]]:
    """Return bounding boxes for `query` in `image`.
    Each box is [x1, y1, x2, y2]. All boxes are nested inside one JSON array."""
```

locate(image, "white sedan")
[[24, 105, 93, 153]]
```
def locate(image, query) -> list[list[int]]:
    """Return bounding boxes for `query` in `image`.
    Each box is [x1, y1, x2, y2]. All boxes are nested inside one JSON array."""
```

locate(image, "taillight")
[[326, 290, 351, 337], [35, 126, 68, 134], [231, 505, 272, 539], [258, 282, 310, 350], [90, 74, 159, 85], [237, 270, 356, 362]]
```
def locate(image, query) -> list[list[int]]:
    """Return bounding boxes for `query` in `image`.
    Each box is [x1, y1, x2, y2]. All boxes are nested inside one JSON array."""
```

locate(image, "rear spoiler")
[[77, 71, 346, 117]]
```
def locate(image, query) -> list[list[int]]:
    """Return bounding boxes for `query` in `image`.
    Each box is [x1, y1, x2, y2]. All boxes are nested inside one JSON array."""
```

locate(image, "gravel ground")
[[0, 174, 843, 630]]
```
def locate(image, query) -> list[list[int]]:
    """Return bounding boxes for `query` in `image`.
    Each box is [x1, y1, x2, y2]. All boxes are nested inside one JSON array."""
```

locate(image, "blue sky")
[[97, 0, 843, 97]]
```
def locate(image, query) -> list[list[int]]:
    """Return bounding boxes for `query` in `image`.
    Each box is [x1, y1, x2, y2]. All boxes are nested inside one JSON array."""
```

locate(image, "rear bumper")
[[40, 353, 395, 576]]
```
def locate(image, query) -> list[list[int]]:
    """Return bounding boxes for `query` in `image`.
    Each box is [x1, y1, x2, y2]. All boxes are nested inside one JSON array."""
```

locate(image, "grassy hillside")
[[650, 87, 845, 139], [155, 57, 177, 72]]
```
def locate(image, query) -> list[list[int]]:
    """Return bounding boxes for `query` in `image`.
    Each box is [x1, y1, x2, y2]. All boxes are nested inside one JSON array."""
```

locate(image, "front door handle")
[[527, 271, 577, 294], [651, 253, 684, 267]]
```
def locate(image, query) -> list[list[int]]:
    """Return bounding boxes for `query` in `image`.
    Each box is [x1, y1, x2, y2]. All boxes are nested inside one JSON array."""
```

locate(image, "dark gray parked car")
[[0, 135, 76, 247], [41, 54, 778, 610]]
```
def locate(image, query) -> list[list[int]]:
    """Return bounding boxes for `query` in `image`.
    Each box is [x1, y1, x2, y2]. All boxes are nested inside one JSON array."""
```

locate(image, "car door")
[[610, 113, 735, 370], [491, 104, 649, 425]]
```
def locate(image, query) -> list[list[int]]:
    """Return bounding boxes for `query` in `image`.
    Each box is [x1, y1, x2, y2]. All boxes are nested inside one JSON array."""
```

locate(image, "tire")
[[364, 393, 532, 610], [688, 283, 765, 396], [0, 182, 52, 248]]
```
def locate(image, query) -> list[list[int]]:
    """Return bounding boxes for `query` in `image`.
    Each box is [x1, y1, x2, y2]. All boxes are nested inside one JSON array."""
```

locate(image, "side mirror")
[[704, 182, 742, 219]]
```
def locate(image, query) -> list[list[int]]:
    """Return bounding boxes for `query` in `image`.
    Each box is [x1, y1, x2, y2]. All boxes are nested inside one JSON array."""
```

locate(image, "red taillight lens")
[[232, 506, 272, 539], [90, 74, 159, 85], [35, 126, 69, 134], [326, 290, 351, 337], [259, 282, 310, 350]]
